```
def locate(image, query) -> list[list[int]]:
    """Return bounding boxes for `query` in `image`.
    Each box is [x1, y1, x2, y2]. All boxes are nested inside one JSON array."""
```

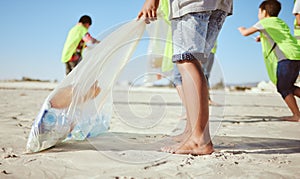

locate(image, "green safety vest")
[[160, 0, 174, 72], [61, 24, 88, 63], [295, 19, 300, 44], [260, 17, 300, 84]]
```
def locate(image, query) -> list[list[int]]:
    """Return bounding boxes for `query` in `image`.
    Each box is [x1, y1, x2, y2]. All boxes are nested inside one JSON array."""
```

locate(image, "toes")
[[161, 146, 175, 153]]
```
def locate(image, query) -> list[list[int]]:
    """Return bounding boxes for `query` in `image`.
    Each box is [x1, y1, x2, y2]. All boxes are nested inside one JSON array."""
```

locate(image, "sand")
[[0, 81, 300, 178]]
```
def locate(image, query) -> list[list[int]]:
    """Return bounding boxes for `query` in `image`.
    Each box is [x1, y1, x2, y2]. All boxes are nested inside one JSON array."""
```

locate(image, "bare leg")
[[176, 85, 188, 120], [208, 99, 221, 106], [282, 93, 300, 122], [162, 60, 214, 155], [173, 85, 191, 142], [293, 88, 300, 98]]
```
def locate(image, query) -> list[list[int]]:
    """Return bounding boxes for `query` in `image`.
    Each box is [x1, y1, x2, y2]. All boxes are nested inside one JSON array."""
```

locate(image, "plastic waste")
[[26, 18, 147, 153], [26, 101, 72, 152], [144, 4, 173, 85], [26, 13, 170, 153]]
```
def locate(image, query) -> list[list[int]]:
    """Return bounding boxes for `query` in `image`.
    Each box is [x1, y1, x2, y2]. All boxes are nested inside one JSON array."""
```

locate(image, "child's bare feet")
[[172, 131, 191, 142], [162, 137, 214, 155], [209, 99, 220, 106], [173, 114, 190, 142], [178, 113, 187, 120], [281, 115, 300, 122]]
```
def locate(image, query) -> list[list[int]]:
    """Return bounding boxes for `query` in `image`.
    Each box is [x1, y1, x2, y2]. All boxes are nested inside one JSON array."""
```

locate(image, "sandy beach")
[[0, 81, 300, 178]]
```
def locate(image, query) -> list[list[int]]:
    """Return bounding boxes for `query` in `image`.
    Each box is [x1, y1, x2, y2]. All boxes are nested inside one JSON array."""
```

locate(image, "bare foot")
[[172, 131, 191, 142], [281, 115, 300, 122], [162, 138, 214, 155], [209, 100, 220, 106], [172, 116, 191, 142], [178, 113, 187, 120]]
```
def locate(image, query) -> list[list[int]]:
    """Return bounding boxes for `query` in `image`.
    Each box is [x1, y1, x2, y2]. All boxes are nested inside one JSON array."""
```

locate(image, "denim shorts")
[[277, 59, 300, 99], [171, 10, 227, 63], [173, 64, 182, 86], [173, 53, 215, 87]]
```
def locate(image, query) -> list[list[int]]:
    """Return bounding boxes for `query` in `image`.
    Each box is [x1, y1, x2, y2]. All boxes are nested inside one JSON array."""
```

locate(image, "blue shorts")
[[277, 60, 300, 99], [171, 10, 227, 63]]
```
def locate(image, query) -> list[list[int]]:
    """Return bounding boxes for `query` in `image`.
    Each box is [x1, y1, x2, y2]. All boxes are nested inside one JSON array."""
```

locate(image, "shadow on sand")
[[212, 115, 286, 123], [46, 132, 300, 155]]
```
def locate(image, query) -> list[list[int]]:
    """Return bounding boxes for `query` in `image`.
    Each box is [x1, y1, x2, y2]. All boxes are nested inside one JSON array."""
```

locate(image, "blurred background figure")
[[61, 15, 100, 75]]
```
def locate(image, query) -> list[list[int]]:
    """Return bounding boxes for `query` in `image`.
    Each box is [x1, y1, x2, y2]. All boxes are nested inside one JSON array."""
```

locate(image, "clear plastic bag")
[[26, 18, 147, 153], [144, 5, 173, 85]]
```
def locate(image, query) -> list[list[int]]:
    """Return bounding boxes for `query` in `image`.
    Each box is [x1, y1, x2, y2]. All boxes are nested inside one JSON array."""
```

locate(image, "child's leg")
[[161, 10, 227, 155], [175, 85, 187, 120], [277, 60, 300, 122], [162, 60, 213, 154], [173, 64, 188, 120], [173, 84, 191, 142], [293, 88, 300, 98], [171, 64, 191, 141], [283, 94, 300, 122], [282, 86, 300, 122]]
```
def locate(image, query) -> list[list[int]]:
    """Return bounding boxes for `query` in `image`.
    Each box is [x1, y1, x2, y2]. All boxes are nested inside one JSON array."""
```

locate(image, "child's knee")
[[278, 86, 298, 99]]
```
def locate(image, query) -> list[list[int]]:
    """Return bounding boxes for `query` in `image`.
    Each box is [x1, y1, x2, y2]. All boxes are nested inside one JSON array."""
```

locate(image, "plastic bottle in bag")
[[87, 112, 111, 138], [39, 110, 57, 133], [68, 114, 109, 140], [87, 96, 112, 137]]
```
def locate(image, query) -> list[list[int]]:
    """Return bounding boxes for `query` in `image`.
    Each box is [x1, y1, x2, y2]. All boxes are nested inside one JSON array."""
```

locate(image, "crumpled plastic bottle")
[[26, 101, 72, 153], [68, 96, 112, 140]]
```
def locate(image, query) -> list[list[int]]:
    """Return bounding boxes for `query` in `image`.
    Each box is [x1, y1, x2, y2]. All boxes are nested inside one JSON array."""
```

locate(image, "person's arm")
[[296, 14, 300, 26], [137, 0, 160, 23], [255, 36, 261, 42], [294, 0, 300, 26], [83, 33, 100, 44], [91, 38, 100, 44], [238, 27, 259, 36]]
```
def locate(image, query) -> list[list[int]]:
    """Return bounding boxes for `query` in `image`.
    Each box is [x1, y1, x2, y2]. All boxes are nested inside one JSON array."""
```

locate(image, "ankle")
[[188, 133, 212, 147], [293, 113, 300, 118]]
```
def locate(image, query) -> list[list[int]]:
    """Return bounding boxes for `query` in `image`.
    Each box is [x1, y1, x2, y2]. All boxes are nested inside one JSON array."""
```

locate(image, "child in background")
[[293, 0, 300, 44], [238, 0, 300, 122], [61, 15, 100, 75]]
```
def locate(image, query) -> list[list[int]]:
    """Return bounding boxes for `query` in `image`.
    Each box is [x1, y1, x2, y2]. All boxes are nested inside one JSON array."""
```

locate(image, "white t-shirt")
[[169, 0, 233, 19], [293, 0, 300, 15]]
